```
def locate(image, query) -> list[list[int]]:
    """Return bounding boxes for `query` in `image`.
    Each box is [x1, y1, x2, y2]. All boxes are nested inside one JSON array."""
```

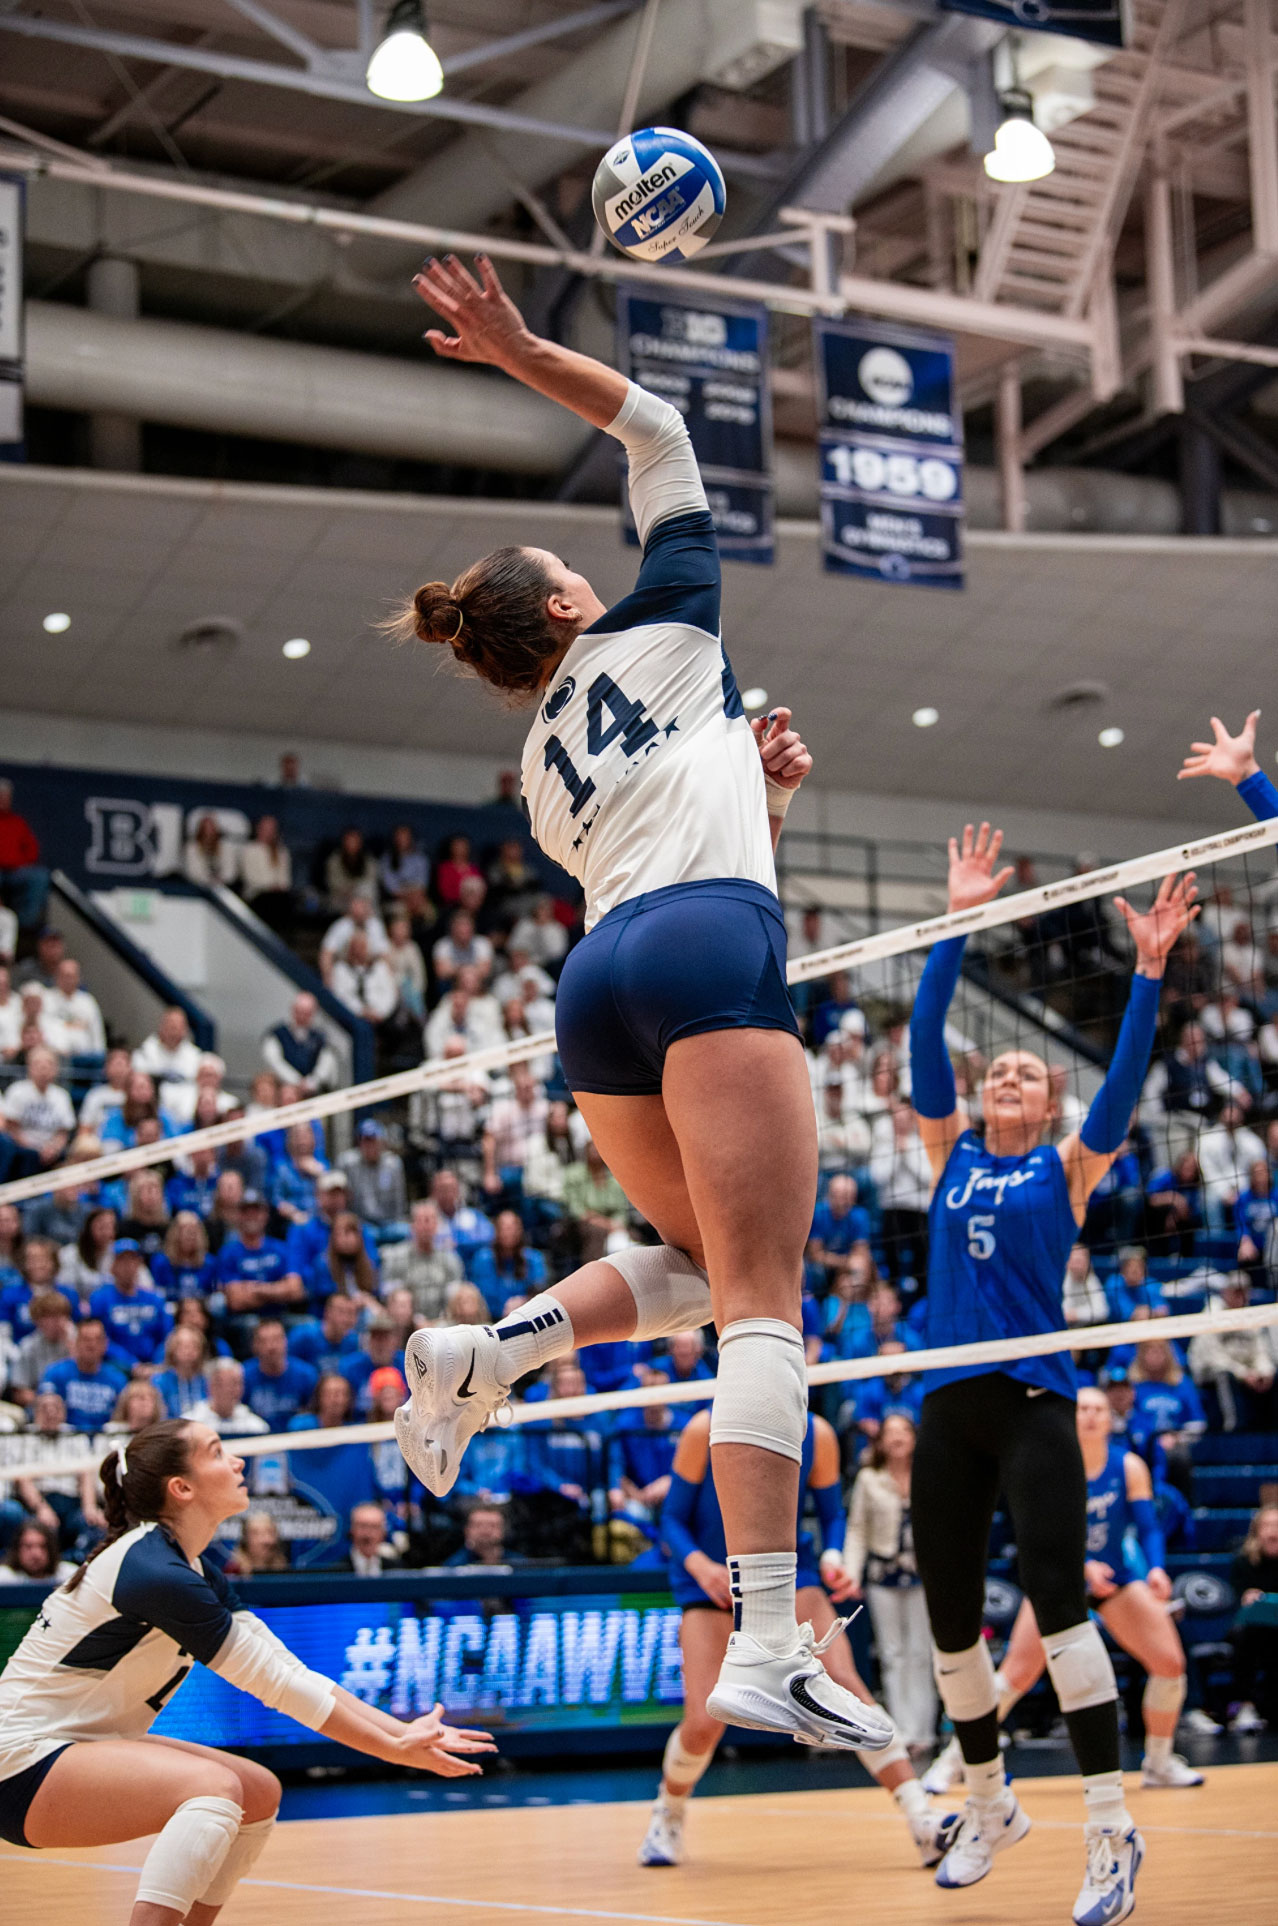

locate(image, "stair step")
[[1003, 248, 1079, 278]]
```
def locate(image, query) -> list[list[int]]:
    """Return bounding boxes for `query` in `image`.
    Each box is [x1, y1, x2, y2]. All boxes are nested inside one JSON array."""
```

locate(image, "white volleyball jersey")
[[521, 383, 774, 930], [0, 1520, 334, 1780]]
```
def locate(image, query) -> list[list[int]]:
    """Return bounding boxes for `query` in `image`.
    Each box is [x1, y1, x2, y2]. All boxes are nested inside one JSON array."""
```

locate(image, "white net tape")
[[0, 812, 1274, 1211], [5, 1302, 1277, 1481]]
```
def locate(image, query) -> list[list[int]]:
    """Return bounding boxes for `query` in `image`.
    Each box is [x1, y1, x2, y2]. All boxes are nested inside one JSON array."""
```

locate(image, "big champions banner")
[[0, 174, 24, 456], [814, 315, 964, 591], [618, 287, 772, 565]]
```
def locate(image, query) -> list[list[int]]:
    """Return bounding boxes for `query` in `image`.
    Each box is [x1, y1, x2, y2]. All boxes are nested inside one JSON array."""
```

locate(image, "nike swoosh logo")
[[788, 1674, 862, 1728], [457, 1354, 477, 1399], [1026, 1387, 1047, 1398]]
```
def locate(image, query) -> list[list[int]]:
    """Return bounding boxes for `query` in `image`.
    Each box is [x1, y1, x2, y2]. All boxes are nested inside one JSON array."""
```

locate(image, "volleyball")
[[591, 126, 726, 263]]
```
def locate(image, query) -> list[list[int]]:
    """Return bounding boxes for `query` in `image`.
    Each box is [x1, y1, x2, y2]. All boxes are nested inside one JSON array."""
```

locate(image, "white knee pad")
[[604, 1243, 711, 1341], [933, 1640, 998, 1724], [200, 1810, 278, 1906], [1042, 1620, 1117, 1713], [663, 1726, 715, 1790], [857, 1705, 908, 1776], [135, 1794, 242, 1913], [708, 1318, 806, 1463], [1143, 1673, 1186, 1718]]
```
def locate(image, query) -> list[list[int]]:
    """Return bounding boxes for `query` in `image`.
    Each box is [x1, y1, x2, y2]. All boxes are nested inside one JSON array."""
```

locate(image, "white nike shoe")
[[1181, 1707, 1222, 1736], [705, 1623, 896, 1752], [933, 1789, 1031, 1888], [395, 1325, 509, 1497], [910, 1804, 963, 1868], [1073, 1822, 1144, 1926], [637, 1799, 684, 1867], [922, 1734, 965, 1796], [1231, 1701, 1266, 1733], [1140, 1751, 1204, 1788]]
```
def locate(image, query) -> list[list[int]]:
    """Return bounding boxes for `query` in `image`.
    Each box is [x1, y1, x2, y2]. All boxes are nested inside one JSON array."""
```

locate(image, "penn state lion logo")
[[542, 677, 575, 722]]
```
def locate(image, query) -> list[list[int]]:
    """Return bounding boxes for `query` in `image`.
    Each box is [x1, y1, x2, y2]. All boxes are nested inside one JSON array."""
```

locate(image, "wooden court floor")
[[3, 1763, 1276, 1925]]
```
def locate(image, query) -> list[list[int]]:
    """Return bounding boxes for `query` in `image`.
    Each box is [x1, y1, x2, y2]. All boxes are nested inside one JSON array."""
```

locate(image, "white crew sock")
[[965, 1755, 1007, 1807], [892, 1777, 931, 1825], [491, 1293, 575, 1384], [727, 1551, 797, 1652], [1143, 1730, 1173, 1769], [1082, 1767, 1128, 1830]]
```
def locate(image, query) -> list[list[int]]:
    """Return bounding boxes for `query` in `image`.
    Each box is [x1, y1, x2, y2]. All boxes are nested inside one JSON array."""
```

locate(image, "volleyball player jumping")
[[391, 254, 890, 1754], [909, 823, 1196, 1924], [638, 1408, 952, 1869], [0, 1420, 494, 1921], [985, 1386, 1204, 1789]]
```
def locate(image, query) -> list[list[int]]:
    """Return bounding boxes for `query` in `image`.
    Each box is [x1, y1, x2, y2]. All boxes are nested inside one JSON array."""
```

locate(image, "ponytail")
[[63, 1419, 194, 1592]]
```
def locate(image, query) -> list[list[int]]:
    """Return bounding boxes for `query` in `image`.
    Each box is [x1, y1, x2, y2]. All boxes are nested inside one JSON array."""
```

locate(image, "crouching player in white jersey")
[[0, 1419, 493, 1921], [390, 252, 891, 1757]]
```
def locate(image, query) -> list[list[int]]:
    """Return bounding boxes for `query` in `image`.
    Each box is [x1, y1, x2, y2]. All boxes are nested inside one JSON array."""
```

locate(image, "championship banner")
[[617, 287, 772, 565], [814, 315, 964, 592], [0, 174, 24, 456], [939, 0, 1127, 49]]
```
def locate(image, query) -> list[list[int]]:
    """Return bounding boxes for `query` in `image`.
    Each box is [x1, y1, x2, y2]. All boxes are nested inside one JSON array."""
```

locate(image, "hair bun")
[[413, 583, 465, 648]]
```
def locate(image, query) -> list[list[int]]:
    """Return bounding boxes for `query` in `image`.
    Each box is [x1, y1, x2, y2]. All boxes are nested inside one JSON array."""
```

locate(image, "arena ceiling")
[[1, 461, 1270, 829]]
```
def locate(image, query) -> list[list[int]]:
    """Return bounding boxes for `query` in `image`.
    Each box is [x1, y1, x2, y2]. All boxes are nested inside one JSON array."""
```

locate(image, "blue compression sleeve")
[[1080, 972, 1161, 1154], [1130, 1495, 1166, 1574], [811, 1479, 846, 1558], [1237, 769, 1278, 822], [660, 1472, 702, 1570], [909, 937, 967, 1118]]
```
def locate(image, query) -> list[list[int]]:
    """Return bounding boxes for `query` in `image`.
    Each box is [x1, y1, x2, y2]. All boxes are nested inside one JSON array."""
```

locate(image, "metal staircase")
[[973, 0, 1185, 317]]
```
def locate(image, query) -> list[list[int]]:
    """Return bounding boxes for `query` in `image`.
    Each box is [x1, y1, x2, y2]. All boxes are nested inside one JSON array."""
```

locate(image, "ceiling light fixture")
[[984, 86, 1055, 183], [912, 706, 940, 728], [1098, 726, 1125, 748], [282, 637, 312, 660], [366, 0, 444, 102], [42, 612, 71, 634], [742, 687, 769, 712]]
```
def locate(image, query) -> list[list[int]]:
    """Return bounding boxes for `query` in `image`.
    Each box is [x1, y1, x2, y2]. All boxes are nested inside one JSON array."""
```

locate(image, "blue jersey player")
[[637, 1407, 950, 1872], [993, 1387, 1204, 1789], [909, 822, 1197, 1923]]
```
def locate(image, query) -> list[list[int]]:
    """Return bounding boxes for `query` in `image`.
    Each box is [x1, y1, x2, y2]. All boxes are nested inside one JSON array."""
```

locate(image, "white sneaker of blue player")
[[705, 1624, 896, 1752], [395, 1325, 508, 1497], [637, 1799, 685, 1867], [922, 1734, 965, 1796], [1140, 1751, 1204, 1788], [1073, 1822, 1144, 1926], [910, 1805, 963, 1868], [933, 1790, 1031, 1888]]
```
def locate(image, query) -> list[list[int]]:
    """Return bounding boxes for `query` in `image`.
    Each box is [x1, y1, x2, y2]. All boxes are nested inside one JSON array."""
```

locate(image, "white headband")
[[116, 1439, 129, 1482]]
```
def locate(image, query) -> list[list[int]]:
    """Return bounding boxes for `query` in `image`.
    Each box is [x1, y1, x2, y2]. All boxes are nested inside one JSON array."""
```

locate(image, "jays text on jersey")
[[521, 382, 775, 930]]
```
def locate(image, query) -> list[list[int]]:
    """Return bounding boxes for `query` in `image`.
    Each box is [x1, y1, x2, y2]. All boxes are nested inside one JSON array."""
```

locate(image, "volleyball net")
[[3, 810, 1278, 1531]]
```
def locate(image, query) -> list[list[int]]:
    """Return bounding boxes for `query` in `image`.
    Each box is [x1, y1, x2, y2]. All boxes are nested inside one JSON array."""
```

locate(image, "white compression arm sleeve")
[[606, 381, 708, 545], [207, 1611, 338, 1730]]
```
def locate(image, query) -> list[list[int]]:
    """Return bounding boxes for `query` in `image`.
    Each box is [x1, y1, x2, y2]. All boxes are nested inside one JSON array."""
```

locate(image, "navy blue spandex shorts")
[[556, 878, 800, 1096], [0, 1745, 70, 1847]]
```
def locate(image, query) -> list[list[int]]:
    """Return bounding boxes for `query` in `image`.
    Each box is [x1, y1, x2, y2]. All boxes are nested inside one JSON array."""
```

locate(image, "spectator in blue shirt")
[[0, 1236, 60, 1344], [1104, 1246, 1165, 1323], [468, 1209, 548, 1317], [523, 1357, 607, 1508], [242, 1318, 318, 1429], [849, 1341, 925, 1439], [1236, 1157, 1276, 1281], [285, 1373, 376, 1564], [1131, 1335, 1207, 1495], [164, 1145, 220, 1221], [307, 1211, 381, 1314], [151, 1323, 210, 1418], [838, 1279, 920, 1363], [39, 1318, 128, 1432], [822, 1247, 879, 1361], [429, 1168, 494, 1271], [608, 1398, 678, 1532], [650, 1329, 713, 1429], [1144, 1149, 1203, 1261], [578, 1337, 638, 1394], [149, 1211, 219, 1304], [216, 1190, 305, 1318], [341, 1314, 406, 1417], [88, 1241, 172, 1365], [270, 1121, 329, 1227], [808, 1173, 873, 1287], [289, 1291, 365, 1375], [284, 1170, 377, 1278]]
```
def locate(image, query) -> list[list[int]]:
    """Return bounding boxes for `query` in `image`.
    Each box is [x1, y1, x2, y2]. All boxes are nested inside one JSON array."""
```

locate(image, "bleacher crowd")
[[0, 776, 1274, 1740]]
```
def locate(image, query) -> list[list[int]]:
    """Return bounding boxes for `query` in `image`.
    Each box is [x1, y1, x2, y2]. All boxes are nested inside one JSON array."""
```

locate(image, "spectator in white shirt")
[[868, 1101, 934, 1283], [424, 970, 503, 1059], [19, 986, 60, 1056], [40, 958, 105, 1058], [0, 903, 16, 968], [495, 996, 556, 1084], [432, 909, 494, 990], [1047, 1064, 1087, 1142], [1198, 1102, 1268, 1232], [186, 1357, 270, 1437], [133, 1006, 203, 1086], [183, 812, 240, 887], [1222, 914, 1264, 994], [491, 946, 556, 1012], [262, 991, 339, 1095], [0, 965, 25, 1061], [238, 814, 294, 928], [1062, 1244, 1111, 1327], [165, 1053, 237, 1129], [331, 931, 399, 1025], [414, 1038, 489, 1169], [482, 1063, 549, 1195], [508, 895, 568, 968], [320, 892, 388, 984], [5, 1046, 75, 1165], [384, 910, 427, 1018], [816, 1076, 872, 1171], [78, 1046, 132, 1134]]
